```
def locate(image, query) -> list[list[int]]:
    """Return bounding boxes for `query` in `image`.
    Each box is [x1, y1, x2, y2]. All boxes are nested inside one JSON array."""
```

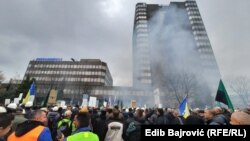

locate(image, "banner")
[[47, 89, 58, 105], [5, 99, 10, 105], [81, 94, 89, 106], [154, 88, 160, 106], [88, 96, 97, 107]]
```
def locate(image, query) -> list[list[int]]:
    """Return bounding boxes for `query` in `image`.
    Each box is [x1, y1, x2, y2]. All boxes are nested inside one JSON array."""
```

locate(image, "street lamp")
[[71, 58, 81, 106], [70, 58, 75, 105]]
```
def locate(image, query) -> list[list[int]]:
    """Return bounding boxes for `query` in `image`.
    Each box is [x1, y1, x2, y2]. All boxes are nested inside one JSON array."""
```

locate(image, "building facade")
[[24, 58, 113, 104], [133, 0, 221, 107], [23, 58, 154, 107], [20, 0, 221, 108]]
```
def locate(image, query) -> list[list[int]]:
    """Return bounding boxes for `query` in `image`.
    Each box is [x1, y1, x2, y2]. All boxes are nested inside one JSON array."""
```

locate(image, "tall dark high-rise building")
[[133, 0, 220, 107]]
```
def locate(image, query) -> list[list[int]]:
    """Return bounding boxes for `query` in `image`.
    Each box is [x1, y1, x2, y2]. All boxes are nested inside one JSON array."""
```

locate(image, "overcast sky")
[[0, 0, 249, 87]]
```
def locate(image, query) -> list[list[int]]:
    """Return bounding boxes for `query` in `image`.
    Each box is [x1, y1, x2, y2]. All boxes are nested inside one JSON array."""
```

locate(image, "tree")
[[180, 71, 198, 99], [166, 72, 182, 104], [228, 76, 250, 107], [0, 89, 16, 104], [166, 71, 199, 104], [163, 69, 214, 108], [0, 71, 4, 83]]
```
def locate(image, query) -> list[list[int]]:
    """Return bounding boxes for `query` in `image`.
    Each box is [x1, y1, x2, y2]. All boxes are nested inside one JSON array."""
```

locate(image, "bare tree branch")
[[0, 71, 5, 83], [229, 76, 250, 107]]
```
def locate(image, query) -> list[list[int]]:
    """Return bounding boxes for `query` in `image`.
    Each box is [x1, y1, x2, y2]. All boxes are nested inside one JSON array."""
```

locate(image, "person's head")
[[7, 103, 17, 111], [230, 110, 250, 125], [67, 105, 72, 111], [0, 106, 14, 138], [40, 107, 48, 115], [74, 112, 90, 129], [157, 108, 164, 116], [204, 109, 215, 120], [16, 107, 24, 115], [213, 107, 223, 114], [135, 109, 144, 118], [31, 110, 48, 125], [25, 101, 33, 108], [64, 110, 72, 118], [185, 115, 205, 125], [112, 108, 120, 120]]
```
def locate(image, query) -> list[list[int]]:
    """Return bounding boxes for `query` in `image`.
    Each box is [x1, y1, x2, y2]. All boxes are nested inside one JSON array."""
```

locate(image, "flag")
[[154, 88, 160, 105], [108, 96, 112, 107], [179, 96, 190, 118], [41, 88, 51, 107], [22, 81, 36, 105], [215, 79, 234, 111]]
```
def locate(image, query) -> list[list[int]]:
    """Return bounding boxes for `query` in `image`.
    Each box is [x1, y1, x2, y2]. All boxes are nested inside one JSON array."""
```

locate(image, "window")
[[82, 78, 86, 82], [141, 79, 151, 84], [136, 12, 146, 16], [97, 72, 101, 75], [136, 20, 147, 25], [136, 8, 146, 12], [102, 66, 106, 70], [136, 28, 148, 33]]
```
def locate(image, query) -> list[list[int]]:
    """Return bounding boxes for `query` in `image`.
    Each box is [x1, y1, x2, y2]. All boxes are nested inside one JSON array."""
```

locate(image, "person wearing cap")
[[8, 109, 64, 141], [24, 101, 33, 119], [57, 110, 75, 138], [64, 112, 99, 141], [7, 103, 17, 111], [4, 103, 18, 139], [0, 106, 14, 141], [11, 107, 27, 132]]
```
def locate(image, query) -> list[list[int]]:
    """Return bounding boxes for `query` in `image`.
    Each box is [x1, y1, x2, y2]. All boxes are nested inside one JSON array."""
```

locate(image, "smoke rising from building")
[[133, 1, 221, 108]]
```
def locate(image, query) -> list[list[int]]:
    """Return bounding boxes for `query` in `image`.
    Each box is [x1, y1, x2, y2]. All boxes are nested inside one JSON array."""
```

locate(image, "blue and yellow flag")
[[179, 96, 190, 118], [22, 81, 36, 105]]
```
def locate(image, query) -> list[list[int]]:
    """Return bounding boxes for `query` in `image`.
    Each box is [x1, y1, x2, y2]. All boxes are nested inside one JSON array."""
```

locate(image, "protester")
[[23, 101, 33, 119], [0, 106, 14, 141], [11, 107, 27, 132], [57, 110, 74, 138], [8, 109, 64, 141], [64, 112, 99, 141], [104, 108, 124, 141], [230, 110, 250, 125]]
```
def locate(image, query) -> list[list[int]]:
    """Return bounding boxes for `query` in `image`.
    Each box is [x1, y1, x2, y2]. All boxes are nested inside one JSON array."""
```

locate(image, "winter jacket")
[[7, 120, 53, 141], [64, 127, 99, 141]]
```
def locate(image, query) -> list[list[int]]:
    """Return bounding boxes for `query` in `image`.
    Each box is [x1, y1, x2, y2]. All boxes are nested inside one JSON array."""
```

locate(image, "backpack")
[[126, 120, 140, 136], [58, 119, 72, 137], [47, 112, 61, 141]]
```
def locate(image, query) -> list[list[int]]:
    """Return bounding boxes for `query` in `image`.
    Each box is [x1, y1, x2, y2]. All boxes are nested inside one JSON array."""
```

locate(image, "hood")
[[135, 117, 146, 123], [15, 120, 43, 137]]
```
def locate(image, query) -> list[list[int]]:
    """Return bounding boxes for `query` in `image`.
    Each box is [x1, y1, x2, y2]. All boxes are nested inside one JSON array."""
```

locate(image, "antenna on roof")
[[71, 58, 75, 62]]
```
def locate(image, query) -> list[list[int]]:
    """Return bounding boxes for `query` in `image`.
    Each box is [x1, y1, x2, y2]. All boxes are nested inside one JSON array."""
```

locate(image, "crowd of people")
[[0, 102, 250, 141]]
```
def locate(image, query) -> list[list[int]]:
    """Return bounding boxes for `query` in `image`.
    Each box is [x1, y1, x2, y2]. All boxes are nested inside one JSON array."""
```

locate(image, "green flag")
[[41, 88, 51, 107], [215, 79, 234, 111]]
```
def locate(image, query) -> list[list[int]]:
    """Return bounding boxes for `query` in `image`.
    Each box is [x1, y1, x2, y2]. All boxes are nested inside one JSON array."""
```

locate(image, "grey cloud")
[[0, 0, 250, 87]]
